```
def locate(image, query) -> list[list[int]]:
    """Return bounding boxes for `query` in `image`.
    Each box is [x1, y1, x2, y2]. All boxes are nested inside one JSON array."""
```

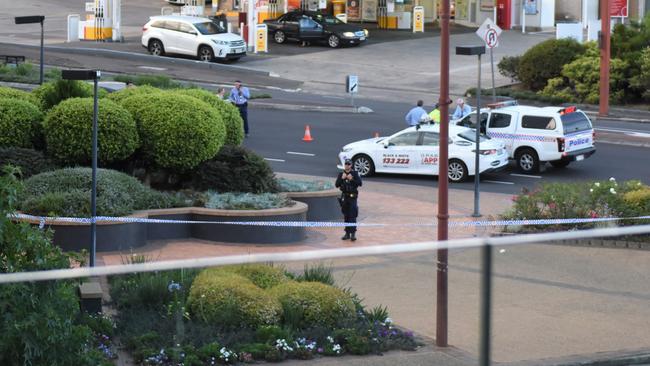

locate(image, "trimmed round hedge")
[[0, 86, 39, 107], [43, 98, 139, 165], [20, 167, 181, 217], [119, 93, 226, 170], [31, 79, 106, 111], [0, 98, 43, 149], [518, 38, 585, 91], [269, 281, 356, 329], [203, 264, 289, 289], [106, 85, 163, 104], [188, 270, 282, 329], [172, 88, 245, 146]]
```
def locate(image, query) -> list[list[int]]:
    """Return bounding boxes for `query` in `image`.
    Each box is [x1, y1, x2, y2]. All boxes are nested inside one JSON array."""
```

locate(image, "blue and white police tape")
[[10, 213, 650, 229]]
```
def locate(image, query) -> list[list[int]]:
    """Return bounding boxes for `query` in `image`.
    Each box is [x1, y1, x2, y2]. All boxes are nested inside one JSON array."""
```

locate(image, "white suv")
[[142, 15, 246, 62]]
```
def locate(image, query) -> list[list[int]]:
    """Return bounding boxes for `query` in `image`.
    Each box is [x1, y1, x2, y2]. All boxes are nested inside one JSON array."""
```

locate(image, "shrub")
[[277, 178, 334, 192], [0, 97, 43, 148], [629, 47, 650, 100], [237, 343, 274, 360], [221, 264, 290, 289], [622, 186, 650, 217], [540, 43, 628, 104], [0, 147, 57, 178], [120, 93, 225, 170], [172, 88, 245, 146], [113, 74, 181, 89], [32, 79, 106, 111], [205, 192, 292, 210], [497, 55, 521, 82], [518, 38, 585, 90], [20, 167, 179, 217], [269, 281, 356, 329], [43, 97, 139, 165], [187, 270, 282, 329], [0, 86, 39, 106], [254, 325, 291, 344], [105, 84, 163, 103], [295, 262, 335, 286], [109, 268, 199, 311], [190, 145, 279, 193]]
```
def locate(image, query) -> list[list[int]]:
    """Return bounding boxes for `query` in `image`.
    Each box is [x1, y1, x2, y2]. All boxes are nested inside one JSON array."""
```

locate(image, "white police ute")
[[452, 101, 596, 173], [337, 124, 508, 182]]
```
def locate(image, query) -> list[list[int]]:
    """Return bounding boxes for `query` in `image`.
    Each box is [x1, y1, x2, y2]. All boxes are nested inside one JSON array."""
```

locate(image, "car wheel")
[[516, 148, 540, 173], [274, 30, 286, 44], [148, 39, 165, 56], [448, 159, 468, 183], [328, 34, 340, 48], [550, 159, 570, 168], [198, 46, 214, 62], [352, 154, 375, 177]]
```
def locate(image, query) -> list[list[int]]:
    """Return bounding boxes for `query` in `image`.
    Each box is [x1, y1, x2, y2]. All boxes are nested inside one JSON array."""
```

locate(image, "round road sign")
[[484, 28, 498, 48]]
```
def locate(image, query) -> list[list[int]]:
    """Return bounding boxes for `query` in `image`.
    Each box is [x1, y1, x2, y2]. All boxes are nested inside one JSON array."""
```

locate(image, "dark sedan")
[[263, 11, 368, 48]]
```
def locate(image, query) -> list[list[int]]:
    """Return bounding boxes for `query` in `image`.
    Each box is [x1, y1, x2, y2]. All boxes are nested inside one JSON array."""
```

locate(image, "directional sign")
[[346, 75, 358, 94], [476, 18, 502, 48]]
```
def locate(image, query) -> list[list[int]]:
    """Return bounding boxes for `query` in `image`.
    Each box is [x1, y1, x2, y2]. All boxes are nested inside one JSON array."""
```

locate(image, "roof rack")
[[486, 100, 518, 109]]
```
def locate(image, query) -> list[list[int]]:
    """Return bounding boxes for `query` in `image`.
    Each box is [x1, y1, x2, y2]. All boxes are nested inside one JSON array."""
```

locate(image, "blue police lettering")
[[568, 138, 590, 147]]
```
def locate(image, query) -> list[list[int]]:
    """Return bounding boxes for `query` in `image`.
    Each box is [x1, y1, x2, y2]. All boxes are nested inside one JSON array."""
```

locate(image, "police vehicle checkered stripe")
[[487, 132, 556, 143], [11, 213, 650, 229]]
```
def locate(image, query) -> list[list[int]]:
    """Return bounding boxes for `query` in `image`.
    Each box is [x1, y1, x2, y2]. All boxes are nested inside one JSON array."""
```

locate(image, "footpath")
[[98, 173, 650, 366]]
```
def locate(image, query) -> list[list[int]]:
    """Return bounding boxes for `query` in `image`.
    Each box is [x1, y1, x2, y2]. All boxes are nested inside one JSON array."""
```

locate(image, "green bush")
[[295, 262, 335, 286], [205, 192, 292, 210], [518, 38, 585, 91], [0, 147, 57, 178], [0, 169, 101, 366], [497, 55, 521, 82], [119, 93, 226, 170], [622, 186, 650, 217], [188, 270, 282, 329], [0, 97, 43, 148], [20, 167, 180, 217], [109, 269, 198, 311], [105, 84, 163, 103], [113, 74, 181, 89], [629, 47, 650, 99], [0, 86, 39, 106], [32, 79, 106, 111], [237, 343, 274, 360], [190, 145, 278, 193], [254, 325, 291, 344], [270, 281, 356, 329], [43, 97, 139, 165], [277, 178, 334, 192], [206, 264, 290, 289], [540, 43, 628, 104], [173, 88, 245, 146]]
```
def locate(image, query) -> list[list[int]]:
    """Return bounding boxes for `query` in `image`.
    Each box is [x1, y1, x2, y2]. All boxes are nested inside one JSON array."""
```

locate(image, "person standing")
[[404, 100, 427, 127], [428, 103, 441, 124], [216, 87, 226, 100], [452, 98, 472, 120], [229, 80, 250, 137], [335, 159, 362, 241]]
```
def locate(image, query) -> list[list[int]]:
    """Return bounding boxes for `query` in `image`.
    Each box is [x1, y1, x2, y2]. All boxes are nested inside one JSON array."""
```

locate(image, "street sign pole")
[[476, 19, 502, 105], [490, 47, 496, 103]]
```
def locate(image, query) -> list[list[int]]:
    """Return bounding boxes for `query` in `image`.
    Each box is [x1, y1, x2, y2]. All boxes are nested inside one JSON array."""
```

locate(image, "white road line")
[[287, 151, 316, 156], [483, 180, 515, 185], [597, 127, 650, 135], [510, 173, 542, 179], [137, 66, 167, 71], [264, 158, 285, 162]]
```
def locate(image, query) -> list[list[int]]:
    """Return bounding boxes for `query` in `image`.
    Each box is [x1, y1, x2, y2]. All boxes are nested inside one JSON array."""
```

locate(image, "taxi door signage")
[[255, 24, 268, 53], [413, 6, 424, 33]]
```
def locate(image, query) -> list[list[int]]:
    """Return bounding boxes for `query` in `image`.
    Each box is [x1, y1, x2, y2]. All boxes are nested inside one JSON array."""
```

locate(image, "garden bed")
[[283, 188, 341, 222]]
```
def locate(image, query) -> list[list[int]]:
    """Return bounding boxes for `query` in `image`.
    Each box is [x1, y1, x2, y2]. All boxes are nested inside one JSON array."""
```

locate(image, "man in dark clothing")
[[335, 159, 362, 241]]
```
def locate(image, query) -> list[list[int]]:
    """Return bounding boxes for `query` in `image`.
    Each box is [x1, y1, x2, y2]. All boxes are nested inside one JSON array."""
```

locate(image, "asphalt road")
[[243, 108, 650, 195]]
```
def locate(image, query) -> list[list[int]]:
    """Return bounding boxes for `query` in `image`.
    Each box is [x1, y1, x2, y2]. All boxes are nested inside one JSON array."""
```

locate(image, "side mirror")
[[382, 140, 390, 148], [189, 30, 198, 35]]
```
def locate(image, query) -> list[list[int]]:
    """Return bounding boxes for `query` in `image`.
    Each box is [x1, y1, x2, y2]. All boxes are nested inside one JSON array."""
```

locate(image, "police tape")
[[10, 213, 650, 229]]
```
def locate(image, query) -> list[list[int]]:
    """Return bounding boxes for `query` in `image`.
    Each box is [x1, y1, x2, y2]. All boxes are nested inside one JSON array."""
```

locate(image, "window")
[[458, 130, 490, 143], [488, 113, 511, 128], [150, 20, 165, 28], [522, 115, 556, 130], [300, 17, 319, 28], [561, 111, 592, 134], [282, 13, 299, 22], [194, 21, 226, 35], [312, 13, 343, 25], [164, 21, 180, 31], [179, 22, 195, 34], [388, 132, 419, 146], [458, 112, 488, 129], [421, 132, 440, 146]]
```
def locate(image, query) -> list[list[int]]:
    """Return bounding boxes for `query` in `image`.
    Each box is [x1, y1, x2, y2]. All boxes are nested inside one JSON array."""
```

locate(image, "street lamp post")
[[15, 16, 45, 85], [61, 69, 101, 267], [456, 45, 486, 218]]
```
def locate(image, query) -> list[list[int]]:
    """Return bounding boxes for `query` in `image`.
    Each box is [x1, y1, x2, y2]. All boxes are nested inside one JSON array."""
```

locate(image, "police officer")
[[335, 159, 362, 241]]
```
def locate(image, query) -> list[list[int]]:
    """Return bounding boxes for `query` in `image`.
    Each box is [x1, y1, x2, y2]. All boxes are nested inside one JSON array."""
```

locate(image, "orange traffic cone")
[[302, 125, 313, 142], [373, 132, 379, 138]]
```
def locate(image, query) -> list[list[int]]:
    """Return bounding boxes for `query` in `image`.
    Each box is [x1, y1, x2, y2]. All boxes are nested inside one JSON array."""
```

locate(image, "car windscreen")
[[561, 112, 592, 134], [311, 13, 342, 25], [457, 130, 490, 143], [194, 21, 226, 35]]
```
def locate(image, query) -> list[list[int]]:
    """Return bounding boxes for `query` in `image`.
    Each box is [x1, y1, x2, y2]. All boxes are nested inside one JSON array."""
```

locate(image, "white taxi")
[[337, 124, 508, 182]]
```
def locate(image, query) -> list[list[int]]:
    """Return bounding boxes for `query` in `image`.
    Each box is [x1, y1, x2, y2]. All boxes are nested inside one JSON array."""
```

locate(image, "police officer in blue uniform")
[[335, 159, 362, 241]]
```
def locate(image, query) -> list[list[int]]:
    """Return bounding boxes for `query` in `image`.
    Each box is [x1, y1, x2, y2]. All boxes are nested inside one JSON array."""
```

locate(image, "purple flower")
[[317, 347, 324, 353]]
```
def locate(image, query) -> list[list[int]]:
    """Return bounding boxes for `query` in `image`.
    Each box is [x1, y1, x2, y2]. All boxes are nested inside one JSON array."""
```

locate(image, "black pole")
[[39, 19, 44, 85], [90, 76, 98, 267], [480, 242, 493, 366], [473, 53, 482, 217]]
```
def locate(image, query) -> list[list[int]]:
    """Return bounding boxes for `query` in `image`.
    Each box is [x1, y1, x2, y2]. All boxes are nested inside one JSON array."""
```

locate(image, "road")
[[243, 108, 650, 195]]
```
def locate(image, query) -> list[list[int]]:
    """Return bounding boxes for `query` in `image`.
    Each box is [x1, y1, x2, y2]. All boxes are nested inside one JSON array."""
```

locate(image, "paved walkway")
[[97, 173, 650, 365]]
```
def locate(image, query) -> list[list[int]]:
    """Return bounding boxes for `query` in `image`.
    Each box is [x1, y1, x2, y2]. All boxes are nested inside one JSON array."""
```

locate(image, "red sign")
[[610, 0, 628, 17]]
